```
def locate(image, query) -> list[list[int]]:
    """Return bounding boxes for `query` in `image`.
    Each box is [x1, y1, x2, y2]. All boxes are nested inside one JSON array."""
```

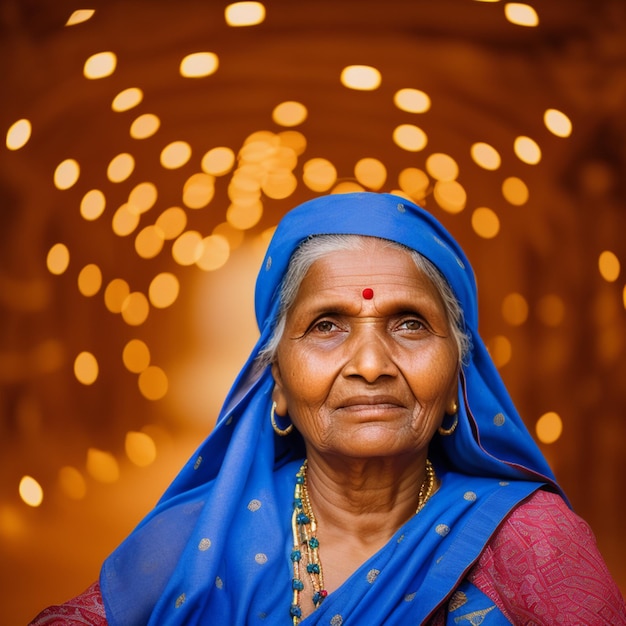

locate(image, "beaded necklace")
[[289, 459, 436, 624]]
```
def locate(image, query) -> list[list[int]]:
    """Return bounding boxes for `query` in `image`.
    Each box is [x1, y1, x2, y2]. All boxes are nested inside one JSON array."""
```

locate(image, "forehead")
[[294, 240, 443, 304]]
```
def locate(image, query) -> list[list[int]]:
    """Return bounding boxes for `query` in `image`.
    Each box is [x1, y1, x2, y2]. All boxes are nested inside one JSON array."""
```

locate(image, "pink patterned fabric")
[[29, 581, 107, 626], [468, 489, 626, 625], [29, 491, 625, 625]]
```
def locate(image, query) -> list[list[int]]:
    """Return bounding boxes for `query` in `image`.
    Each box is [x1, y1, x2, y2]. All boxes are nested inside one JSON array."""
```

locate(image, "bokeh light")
[[502, 292, 529, 325], [180, 52, 219, 78], [58, 467, 87, 500], [125, 431, 157, 467], [426, 153, 459, 181], [161, 141, 192, 169], [183, 173, 215, 208], [112, 87, 143, 112], [128, 182, 158, 215], [502, 176, 529, 206], [86, 449, 119, 483], [487, 335, 513, 368], [83, 51, 117, 79], [278, 130, 307, 155], [227, 200, 263, 229], [332, 181, 364, 194], [149, 273, 180, 308], [172, 231, 204, 265], [393, 125, 428, 152], [66, 10, 95, 26], [393, 88, 431, 113], [434, 180, 467, 214], [354, 158, 387, 190], [514, 136, 541, 164], [130, 113, 161, 139], [225, 2, 266, 26], [104, 279, 130, 313], [544, 108, 572, 137], [78, 264, 103, 297], [504, 3, 539, 27], [156, 207, 187, 239], [54, 159, 80, 190], [107, 153, 135, 183], [303, 158, 337, 191], [138, 366, 169, 400], [537, 294, 566, 327], [202, 147, 236, 176], [272, 101, 308, 127], [6, 119, 32, 150], [340, 65, 382, 90], [19, 476, 43, 508], [46, 243, 70, 275], [599, 251, 620, 282], [197, 235, 230, 271], [398, 167, 430, 201], [263, 170, 298, 199], [470, 142, 501, 170], [122, 339, 151, 373], [135, 226, 165, 259], [535, 411, 563, 444], [80, 189, 106, 221], [472, 207, 500, 238], [112, 204, 140, 236], [121, 292, 150, 326], [74, 352, 99, 385]]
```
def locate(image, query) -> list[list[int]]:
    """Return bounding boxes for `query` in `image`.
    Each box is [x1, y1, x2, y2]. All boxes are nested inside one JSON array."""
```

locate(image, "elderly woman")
[[32, 193, 625, 625]]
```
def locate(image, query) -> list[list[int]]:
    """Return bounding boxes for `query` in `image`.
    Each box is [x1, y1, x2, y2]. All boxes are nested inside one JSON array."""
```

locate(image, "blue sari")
[[100, 193, 561, 625]]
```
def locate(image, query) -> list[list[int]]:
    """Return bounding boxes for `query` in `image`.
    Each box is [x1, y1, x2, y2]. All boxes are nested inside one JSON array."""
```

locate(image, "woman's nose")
[[342, 325, 397, 383]]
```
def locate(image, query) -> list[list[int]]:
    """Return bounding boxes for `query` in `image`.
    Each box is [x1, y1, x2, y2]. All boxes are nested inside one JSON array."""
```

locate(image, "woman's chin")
[[322, 424, 423, 460]]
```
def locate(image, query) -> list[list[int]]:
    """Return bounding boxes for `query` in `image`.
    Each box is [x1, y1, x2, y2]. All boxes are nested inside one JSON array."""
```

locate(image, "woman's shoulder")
[[29, 581, 107, 626], [468, 488, 626, 625], [492, 488, 594, 545]]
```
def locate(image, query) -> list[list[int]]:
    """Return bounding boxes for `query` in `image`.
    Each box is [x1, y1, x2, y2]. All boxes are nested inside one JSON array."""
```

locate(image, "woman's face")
[[272, 239, 460, 460]]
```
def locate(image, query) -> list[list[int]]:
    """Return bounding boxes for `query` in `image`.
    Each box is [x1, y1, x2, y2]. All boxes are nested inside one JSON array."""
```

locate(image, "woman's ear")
[[271, 362, 288, 415]]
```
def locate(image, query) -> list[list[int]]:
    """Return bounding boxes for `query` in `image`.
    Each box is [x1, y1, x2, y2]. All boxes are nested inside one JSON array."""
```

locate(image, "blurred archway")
[[1, 1, 625, 621]]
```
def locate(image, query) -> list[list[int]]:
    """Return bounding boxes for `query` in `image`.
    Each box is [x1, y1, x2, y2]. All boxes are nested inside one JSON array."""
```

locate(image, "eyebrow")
[[293, 294, 442, 320]]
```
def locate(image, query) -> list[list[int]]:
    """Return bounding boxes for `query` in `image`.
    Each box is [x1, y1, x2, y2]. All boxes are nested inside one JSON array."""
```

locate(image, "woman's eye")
[[398, 318, 425, 331], [314, 320, 336, 333]]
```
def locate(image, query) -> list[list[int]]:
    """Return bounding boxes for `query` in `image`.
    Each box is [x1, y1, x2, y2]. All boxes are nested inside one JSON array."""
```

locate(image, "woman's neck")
[[304, 451, 432, 544], [290, 452, 438, 618]]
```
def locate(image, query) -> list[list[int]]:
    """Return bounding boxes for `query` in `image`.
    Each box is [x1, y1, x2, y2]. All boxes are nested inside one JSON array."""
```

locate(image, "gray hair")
[[257, 234, 471, 368]]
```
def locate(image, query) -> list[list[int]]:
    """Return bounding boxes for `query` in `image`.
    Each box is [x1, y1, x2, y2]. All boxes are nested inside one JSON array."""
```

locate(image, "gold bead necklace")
[[415, 458, 436, 514], [289, 459, 437, 625]]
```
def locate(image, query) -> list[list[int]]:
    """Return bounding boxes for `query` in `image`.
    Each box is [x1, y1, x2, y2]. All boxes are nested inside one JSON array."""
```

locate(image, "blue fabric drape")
[[101, 192, 562, 625]]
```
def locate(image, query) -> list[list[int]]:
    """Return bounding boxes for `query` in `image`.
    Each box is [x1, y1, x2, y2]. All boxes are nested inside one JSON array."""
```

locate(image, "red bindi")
[[362, 288, 374, 300]]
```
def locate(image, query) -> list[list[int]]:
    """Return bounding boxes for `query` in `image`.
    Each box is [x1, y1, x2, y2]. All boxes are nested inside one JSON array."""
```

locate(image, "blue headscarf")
[[101, 192, 562, 625]]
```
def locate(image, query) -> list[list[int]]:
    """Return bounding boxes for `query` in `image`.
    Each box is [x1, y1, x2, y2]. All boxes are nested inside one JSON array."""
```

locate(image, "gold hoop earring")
[[271, 401, 293, 436], [438, 402, 459, 437]]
